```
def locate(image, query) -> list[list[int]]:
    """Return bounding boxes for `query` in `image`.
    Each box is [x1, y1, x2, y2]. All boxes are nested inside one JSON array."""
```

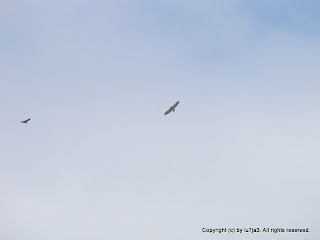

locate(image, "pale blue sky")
[[1, 1, 319, 240]]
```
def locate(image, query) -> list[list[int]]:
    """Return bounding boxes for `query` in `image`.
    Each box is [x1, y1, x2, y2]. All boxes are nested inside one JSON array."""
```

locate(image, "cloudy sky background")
[[1, 0, 319, 239]]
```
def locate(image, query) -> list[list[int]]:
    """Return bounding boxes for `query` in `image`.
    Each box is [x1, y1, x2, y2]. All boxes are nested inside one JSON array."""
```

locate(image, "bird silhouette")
[[164, 101, 179, 115], [20, 118, 30, 123]]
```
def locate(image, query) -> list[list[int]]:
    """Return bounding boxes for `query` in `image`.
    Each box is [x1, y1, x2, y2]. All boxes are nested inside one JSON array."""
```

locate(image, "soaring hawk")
[[164, 101, 179, 115], [20, 118, 30, 123]]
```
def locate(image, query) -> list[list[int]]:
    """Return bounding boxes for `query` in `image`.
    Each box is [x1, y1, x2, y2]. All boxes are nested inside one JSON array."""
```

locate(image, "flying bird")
[[164, 101, 179, 115], [20, 118, 30, 123]]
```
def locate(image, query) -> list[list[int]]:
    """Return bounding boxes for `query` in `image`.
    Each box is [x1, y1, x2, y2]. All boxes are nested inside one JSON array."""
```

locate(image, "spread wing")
[[164, 101, 180, 115], [164, 108, 172, 115], [172, 101, 179, 108], [20, 118, 30, 123]]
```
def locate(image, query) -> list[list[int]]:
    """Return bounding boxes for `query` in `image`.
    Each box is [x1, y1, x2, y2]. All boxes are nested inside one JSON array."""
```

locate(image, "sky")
[[0, 0, 320, 240]]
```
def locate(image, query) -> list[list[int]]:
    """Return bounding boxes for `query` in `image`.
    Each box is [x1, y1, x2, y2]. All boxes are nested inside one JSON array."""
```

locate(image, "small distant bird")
[[20, 118, 30, 123], [164, 101, 180, 115]]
